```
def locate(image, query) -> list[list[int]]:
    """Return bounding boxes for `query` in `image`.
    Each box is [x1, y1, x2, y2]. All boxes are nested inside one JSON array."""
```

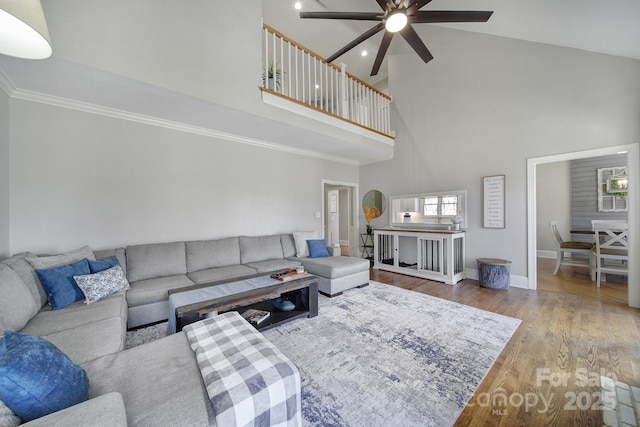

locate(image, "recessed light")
[[294, 2, 302, 10], [361, 50, 368, 57], [315, 84, 319, 89]]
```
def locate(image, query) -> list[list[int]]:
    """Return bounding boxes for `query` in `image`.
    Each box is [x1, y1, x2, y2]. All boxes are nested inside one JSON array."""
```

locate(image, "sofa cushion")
[[0, 331, 89, 422], [21, 293, 127, 338], [126, 242, 187, 282], [94, 248, 127, 277], [74, 266, 130, 304], [127, 275, 193, 308], [0, 265, 39, 332], [299, 256, 370, 279], [280, 234, 297, 258], [293, 231, 317, 258], [82, 331, 212, 427], [187, 265, 257, 286], [244, 259, 301, 274], [239, 235, 283, 264], [1, 253, 47, 309], [35, 259, 91, 310], [38, 316, 126, 365], [21, 392, 127, 427], [307, 239, 331, 258], [186, 237, 240, 273], [26, 246, 96, 270]]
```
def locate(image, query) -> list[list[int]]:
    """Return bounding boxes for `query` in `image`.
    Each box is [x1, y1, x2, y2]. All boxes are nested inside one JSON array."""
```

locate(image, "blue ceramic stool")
[[477, 258, 511, 290]]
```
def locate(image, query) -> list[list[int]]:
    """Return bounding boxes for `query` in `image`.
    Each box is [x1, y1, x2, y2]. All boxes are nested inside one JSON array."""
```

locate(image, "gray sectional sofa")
[[0, 232, 369, 425], [121, 233, 370, 328]]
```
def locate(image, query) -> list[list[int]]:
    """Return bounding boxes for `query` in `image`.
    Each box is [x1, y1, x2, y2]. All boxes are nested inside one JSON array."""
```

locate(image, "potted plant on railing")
[[262, 62, 284, 91]]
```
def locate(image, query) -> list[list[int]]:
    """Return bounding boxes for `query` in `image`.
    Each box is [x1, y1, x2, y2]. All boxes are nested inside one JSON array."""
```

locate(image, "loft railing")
[[262, 23, 393, 138]]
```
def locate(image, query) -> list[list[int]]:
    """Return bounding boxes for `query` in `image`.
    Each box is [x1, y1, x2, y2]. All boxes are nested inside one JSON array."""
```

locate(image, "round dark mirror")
[[362, 190, 386, 218]]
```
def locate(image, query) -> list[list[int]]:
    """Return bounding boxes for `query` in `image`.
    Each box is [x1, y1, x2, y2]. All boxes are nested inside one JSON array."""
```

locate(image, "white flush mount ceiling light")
[[361, 50, 368, 56], [0, 0, 52, 59], [385, 11, 407, 33], [294, 2, 302, 10]]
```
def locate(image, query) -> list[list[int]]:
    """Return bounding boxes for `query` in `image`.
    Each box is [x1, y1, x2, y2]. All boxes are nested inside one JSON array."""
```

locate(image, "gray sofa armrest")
[[22, 392, 127, 427], [327, 246, 341, 256]]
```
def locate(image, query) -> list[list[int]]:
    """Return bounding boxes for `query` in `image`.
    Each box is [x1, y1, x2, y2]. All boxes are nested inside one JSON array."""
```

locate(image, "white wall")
[[361, 26, 640, 278], [42, 0, 262, 115], [8, 99, 358, 254], [536, 161, 571, 254], [0, 89, 9, 257]]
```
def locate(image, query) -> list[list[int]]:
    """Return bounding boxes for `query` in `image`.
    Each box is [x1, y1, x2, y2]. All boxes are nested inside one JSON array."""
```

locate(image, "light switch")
[[315, 212, 321, 218]]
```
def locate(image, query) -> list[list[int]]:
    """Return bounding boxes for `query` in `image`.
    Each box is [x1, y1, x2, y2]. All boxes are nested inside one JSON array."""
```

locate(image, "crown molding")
[[0, 68, 16, 96], [9, 88, 362, 166]]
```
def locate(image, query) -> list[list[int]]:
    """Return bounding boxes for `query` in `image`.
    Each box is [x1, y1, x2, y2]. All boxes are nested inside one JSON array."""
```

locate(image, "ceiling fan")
[[300, 0, 493, 76]]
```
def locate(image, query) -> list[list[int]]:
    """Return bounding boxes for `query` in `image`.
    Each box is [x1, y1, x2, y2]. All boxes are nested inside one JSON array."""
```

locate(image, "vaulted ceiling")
[[263, 0, 640, 86]]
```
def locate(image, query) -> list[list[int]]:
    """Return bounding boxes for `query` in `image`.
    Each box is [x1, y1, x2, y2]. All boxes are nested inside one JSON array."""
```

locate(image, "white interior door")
[[327, 189, 340, 246]]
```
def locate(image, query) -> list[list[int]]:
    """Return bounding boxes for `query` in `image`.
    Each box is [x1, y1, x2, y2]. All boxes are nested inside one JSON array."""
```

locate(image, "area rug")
[[126, 281, 520, 426]]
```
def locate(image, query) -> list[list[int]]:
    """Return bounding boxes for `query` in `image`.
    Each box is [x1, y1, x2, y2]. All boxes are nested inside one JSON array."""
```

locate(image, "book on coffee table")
[[270, 269, 308, 282], [241, 309, 270, 325]]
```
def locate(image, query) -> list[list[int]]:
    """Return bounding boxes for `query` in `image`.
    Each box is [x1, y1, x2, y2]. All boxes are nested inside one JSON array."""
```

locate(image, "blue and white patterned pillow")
[[73, 265, 130, 304]]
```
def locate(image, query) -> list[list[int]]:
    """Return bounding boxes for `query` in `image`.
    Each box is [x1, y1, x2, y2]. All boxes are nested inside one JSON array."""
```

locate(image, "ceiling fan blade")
[[407, 0, 433, 14], [375, 0, 389, 11], [411, 10, 493, 23], [400, 24, 433, 64], [300, 11, 384, 21], [326, 22, 385, 63], [371, 31, 394, 76]]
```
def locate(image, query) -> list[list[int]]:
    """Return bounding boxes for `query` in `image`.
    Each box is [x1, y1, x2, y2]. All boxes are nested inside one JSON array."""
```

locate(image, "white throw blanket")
[[183, 312, 302, 427]]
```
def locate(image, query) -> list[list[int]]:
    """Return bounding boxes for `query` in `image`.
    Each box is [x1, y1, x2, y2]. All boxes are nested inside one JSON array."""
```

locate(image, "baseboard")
[[465, 268, 530, 290], [537, 250, 556, 259]]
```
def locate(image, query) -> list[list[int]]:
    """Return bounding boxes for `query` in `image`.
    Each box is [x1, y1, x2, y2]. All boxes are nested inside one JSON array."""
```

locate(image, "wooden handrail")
[[263, 23, 392, 101], [260, 87, 395, 140]]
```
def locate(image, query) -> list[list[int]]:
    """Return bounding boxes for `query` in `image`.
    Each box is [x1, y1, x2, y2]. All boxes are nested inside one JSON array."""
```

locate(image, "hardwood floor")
[[370, 258, 638, 426]]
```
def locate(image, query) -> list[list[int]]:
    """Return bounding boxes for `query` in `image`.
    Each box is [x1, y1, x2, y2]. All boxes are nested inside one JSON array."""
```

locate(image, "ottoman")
[[298, 256, 370, 297], [477, 258, 511, 290]]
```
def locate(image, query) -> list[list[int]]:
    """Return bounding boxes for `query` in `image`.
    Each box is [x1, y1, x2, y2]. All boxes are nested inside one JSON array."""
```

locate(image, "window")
[[422, 195, 459, 218], [441, 196, 458, 216], [389, 190, 467, 227], [423, 197, 439, 216]]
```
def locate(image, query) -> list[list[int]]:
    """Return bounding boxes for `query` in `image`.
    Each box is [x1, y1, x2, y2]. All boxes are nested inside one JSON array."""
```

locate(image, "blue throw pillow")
[[307, 239, 331, 258], [88, 256, 120, 273], [0, 332, 89, 422], [36, 259, 90, 310]]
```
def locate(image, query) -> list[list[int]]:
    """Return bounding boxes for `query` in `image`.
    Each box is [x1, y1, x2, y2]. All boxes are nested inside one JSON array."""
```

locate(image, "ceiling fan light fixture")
[[385, 11, 407, 33]]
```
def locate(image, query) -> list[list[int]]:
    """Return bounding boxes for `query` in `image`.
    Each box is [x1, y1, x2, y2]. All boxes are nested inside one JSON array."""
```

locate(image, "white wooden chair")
[[589, 219, 626, 281], [549, 221, 593, 275], [591, 221, 628, 287]]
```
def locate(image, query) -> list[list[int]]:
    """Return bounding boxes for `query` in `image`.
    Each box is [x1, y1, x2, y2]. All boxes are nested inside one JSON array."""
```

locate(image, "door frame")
[[321, 179, 359, 256], [526, 143, 639, 307]]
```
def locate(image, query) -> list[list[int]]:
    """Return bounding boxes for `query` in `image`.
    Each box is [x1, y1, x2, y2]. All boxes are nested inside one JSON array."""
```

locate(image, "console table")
[[373, 227, 466, 284]]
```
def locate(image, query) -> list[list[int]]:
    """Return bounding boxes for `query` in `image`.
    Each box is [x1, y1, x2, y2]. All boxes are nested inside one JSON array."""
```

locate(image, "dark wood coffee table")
[[169, 272, 318, 332]]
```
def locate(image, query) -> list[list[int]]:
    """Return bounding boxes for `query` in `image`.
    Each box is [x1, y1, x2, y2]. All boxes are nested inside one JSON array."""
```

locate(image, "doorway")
[[526, 143, 639, 307], [322, 180, 359, 257]]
